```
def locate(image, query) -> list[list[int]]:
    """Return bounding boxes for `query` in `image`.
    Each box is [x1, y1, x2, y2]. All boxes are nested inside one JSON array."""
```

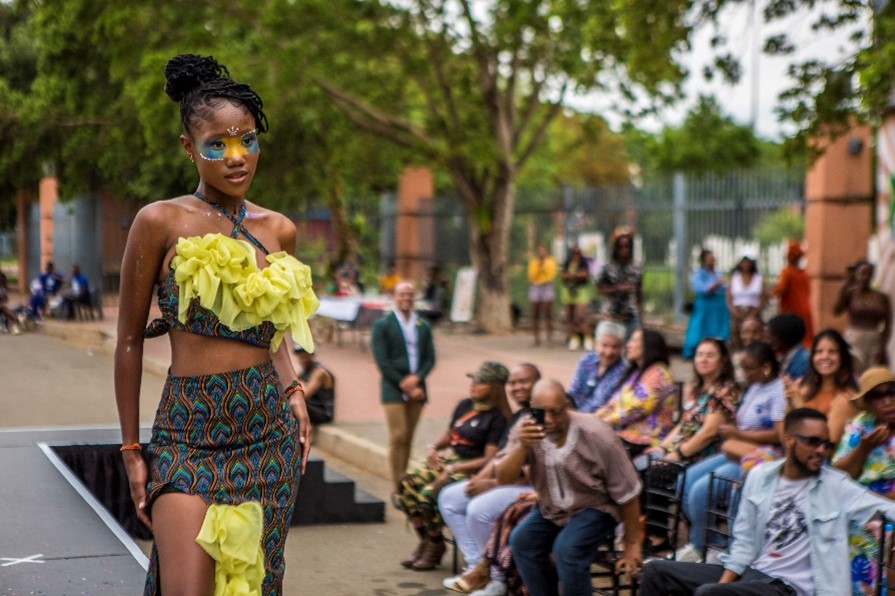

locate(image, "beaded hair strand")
[[164, 54, 269, 134]]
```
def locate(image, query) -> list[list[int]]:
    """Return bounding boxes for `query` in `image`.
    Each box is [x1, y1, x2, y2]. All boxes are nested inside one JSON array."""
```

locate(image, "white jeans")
[[438, 480, 533, 578]]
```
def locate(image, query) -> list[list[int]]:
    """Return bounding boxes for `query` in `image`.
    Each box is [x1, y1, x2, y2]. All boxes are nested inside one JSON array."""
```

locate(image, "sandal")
[[442, 560, 490, 592]]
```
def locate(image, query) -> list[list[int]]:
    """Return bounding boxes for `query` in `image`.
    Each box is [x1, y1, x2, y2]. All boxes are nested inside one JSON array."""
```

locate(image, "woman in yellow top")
[[527, 244, 557, 346], [115, 54, 317, 594]]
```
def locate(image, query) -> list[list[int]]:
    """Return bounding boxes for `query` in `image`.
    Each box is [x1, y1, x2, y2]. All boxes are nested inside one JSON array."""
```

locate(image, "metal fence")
[[375, 168, 805, 321]]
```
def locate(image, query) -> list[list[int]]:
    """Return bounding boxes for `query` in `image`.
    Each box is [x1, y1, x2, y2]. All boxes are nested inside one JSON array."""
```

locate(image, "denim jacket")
[[723, 459, 895, 595]]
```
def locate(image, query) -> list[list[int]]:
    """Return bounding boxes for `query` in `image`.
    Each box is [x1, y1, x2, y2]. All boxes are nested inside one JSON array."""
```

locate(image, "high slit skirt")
[[143, 360, 301, 594]]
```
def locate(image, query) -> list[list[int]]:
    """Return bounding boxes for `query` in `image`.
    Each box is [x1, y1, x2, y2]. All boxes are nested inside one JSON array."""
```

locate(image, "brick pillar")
[[38, 175, 58, 272], [805, 125, 873, 332], [395, 166, 434, 285], [15, 188, 35, 293]]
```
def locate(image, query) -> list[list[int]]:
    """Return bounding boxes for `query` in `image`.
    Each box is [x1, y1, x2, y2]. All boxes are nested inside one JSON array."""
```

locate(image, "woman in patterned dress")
[[115, 54, 317, 594]]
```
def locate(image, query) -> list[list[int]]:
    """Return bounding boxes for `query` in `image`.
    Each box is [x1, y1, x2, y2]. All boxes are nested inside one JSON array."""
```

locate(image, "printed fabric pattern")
[[673, 380, 740, 460], [143, 360, 301, 595]]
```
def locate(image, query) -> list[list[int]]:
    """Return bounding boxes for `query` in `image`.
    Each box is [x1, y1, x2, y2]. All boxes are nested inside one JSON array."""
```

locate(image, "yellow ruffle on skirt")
[[196, 502, 265, 596]]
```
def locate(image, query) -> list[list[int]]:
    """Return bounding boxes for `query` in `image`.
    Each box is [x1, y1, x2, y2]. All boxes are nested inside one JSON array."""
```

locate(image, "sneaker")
[[470, 580, 507, 596], [674, 543, 703, 563], [567, 336, 580, 351], [583, 336, 594, 351]]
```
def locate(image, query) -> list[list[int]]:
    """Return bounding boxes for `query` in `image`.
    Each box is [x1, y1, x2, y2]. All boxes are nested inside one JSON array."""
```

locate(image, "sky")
[[569, 2, 867, 141]]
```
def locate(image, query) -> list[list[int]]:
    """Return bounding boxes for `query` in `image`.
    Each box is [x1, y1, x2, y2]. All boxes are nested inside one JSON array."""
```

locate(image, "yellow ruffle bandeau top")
[[166, 233, 319, 352]]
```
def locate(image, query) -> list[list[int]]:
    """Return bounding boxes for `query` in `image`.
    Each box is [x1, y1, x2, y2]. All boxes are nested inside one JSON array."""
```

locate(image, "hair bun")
[[164, 54, 230, 102]]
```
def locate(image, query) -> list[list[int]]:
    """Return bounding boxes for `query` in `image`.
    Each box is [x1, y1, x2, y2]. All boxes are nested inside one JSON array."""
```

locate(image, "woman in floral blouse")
[[645, 337, 741, 561], [596, 328, 676, 456], [833, 366, 895, 595]]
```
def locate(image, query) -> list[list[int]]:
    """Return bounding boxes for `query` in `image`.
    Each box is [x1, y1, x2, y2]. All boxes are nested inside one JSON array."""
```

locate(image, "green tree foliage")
[[0, 0, 408, 272], [312, 0, 706, 330]]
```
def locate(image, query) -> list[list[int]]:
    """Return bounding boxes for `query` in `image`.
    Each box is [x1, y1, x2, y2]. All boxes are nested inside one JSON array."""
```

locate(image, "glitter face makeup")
[[197, 129, 259, 161]]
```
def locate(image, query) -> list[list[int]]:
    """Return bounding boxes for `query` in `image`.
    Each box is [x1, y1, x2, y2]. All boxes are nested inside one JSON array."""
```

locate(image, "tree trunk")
[[464, 171, 515, 333], [326, 182, 359, 270]]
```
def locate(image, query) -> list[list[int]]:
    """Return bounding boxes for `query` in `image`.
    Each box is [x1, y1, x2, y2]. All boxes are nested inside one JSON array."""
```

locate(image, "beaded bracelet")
[[284, 381, 305, 400], [120, 443, 142, 452]]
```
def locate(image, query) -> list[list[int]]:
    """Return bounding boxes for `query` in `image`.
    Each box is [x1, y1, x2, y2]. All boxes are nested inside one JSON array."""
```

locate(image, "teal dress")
[[683, 267, 729, 358]]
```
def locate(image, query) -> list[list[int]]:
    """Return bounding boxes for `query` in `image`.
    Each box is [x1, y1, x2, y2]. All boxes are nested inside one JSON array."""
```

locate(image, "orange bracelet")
[[285, 381, 305, 400], [120, 443, 142, 452]]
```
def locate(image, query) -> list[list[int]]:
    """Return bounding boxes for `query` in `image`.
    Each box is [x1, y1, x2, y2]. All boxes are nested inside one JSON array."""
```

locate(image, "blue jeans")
[[682, 453, 741, 551], [510, 506, 615, 596]]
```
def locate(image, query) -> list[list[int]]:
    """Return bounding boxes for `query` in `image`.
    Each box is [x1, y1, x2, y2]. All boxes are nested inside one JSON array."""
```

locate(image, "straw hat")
[[850, 366, 895, 409]]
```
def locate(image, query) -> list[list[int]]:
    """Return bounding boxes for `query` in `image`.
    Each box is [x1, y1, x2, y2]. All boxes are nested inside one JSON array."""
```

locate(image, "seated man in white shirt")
[[640, 407, 895, 596]]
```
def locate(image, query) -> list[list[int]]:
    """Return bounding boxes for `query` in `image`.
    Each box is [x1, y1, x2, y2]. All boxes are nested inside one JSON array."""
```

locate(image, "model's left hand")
[[615, 542, 643, 581], [289, 397, 312, 474]]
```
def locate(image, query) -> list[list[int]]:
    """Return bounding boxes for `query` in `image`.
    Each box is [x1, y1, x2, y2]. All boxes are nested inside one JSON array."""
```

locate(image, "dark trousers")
[[639, 559, 795, 595], [510, 506, 614, 596]]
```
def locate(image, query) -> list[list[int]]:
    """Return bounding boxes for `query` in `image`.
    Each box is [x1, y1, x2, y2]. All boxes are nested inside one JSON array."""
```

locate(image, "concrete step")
[[292, 455, 385, 525]]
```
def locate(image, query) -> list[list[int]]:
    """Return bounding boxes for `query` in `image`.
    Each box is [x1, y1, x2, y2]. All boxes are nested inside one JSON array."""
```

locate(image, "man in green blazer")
[[371, 280, 437, 500]]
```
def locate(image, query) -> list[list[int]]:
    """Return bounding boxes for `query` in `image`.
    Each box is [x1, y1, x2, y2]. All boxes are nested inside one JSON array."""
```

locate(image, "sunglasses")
[[866, 387, 895, 403], [793, 434, 835, 450]]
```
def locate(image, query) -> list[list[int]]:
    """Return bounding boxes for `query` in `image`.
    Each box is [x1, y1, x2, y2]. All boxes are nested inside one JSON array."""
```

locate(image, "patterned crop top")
[[144, 268, 277, 348], [143, 233, 319, 352]]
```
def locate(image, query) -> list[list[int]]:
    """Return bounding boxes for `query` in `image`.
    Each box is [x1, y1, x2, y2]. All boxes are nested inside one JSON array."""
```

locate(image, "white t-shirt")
[[752, 476, 813, 596], [730, 272, 763, 308]]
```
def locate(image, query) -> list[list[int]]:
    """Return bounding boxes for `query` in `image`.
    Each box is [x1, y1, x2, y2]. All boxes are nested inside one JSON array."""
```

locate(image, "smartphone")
[[530, 407, 546, 426]]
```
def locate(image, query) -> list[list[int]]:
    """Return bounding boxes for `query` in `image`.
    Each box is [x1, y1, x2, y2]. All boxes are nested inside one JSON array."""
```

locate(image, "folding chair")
[[642, 459, 688, 560], [701, 473, 742, 563], [873, 511, 895, 595], [591, 530, 639, 595]]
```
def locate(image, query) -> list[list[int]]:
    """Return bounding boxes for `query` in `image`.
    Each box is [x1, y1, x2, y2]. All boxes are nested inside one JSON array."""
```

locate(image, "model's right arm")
[[114, 205, 168, 526]]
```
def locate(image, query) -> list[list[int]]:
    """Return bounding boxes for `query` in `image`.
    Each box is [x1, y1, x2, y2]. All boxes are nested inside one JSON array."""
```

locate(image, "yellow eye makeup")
[[198, 130, 259, 161]]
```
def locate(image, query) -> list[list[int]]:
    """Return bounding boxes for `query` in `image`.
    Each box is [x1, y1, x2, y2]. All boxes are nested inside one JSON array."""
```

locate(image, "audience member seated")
[[439, 364, 540, 595], [640, 408, 895, 596], [566, 320, 627, 413], [293, 344, 335, 425], [595, 328, 677, 457], [398, 361, 510, 571], [767, 313, 809, 381], [333, 268, 362, 297], [680, 341, 785, 560], [498, 379, 643, 595], [833, 367, 895, 594], [29, 261, 64, 319], [0, 270, 22, 335], [784, 328, 859, 444], [732, 315, 764, 387], [644, 337, 740, 560], [61, 264, 92, 320]]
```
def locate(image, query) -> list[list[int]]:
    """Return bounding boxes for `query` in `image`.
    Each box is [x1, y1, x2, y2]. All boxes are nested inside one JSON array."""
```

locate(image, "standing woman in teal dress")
[[683, 248, 729, 358], [115, 54, 318, 594]]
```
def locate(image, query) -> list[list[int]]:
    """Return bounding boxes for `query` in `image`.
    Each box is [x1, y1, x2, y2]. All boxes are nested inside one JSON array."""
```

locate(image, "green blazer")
[[370, 311, 436, 404]]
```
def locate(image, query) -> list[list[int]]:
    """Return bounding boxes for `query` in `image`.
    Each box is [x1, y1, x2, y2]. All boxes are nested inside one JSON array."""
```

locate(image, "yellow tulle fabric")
[[196, 502, 265, 596], [171, 234, 319, 352]]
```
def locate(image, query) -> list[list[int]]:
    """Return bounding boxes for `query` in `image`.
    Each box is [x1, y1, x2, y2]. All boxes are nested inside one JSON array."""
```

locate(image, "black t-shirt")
[[449, 398, 508, 460]]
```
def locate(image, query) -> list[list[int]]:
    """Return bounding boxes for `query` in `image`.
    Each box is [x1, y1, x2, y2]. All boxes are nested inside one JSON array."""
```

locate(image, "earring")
[[188, 154, 195, 163]]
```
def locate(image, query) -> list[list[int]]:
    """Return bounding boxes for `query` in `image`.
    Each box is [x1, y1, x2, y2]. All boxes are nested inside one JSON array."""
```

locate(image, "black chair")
[[642, 459, 688, 559], [591, 529, 639, 595], [701, 473, 742, 563], [873, 511, 895, 595]]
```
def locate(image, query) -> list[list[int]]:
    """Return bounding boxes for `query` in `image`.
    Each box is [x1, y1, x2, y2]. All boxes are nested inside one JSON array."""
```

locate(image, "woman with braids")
[[114, 54, 318, 594]]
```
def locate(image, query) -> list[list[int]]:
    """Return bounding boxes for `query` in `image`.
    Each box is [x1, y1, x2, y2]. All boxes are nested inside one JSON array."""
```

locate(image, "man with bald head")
[[371, 281, 437, 502], [496, 379, 643, 595]]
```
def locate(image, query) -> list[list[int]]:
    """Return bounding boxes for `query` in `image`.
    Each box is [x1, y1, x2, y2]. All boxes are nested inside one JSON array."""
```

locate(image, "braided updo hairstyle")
[[164, 54, 269, 134]]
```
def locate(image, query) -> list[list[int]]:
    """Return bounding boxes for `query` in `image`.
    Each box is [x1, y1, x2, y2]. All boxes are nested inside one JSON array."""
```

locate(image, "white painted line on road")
[[1, 553, 45, 567], [37, 442, 149, 571]]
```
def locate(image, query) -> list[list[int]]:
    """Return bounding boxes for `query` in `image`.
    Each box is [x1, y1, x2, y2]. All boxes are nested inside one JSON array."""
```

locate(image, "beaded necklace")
[[194, 191, 269, 255]]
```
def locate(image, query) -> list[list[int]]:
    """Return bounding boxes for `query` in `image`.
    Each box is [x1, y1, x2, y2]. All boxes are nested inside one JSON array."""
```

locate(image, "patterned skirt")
[[143, 360, 301, 595]]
